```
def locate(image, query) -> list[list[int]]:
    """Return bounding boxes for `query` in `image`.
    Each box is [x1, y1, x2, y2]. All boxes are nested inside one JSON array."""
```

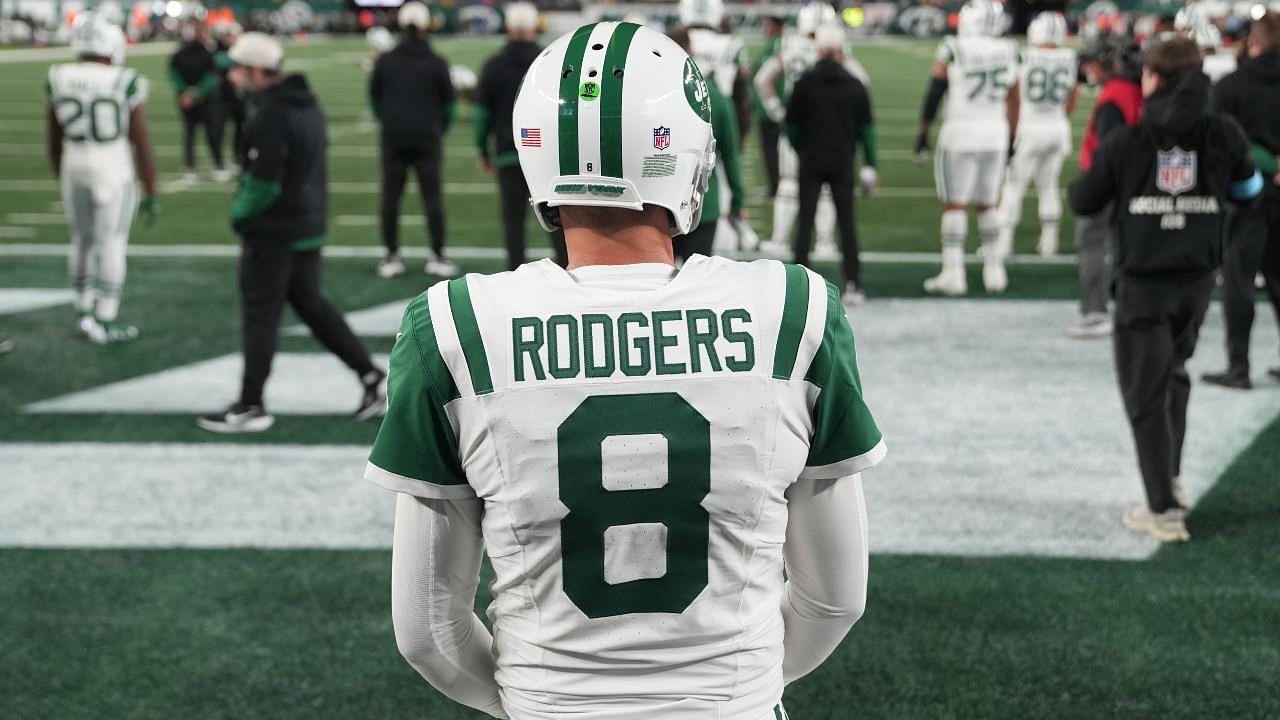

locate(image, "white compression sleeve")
[[391, 492, 508, 719], [780, 473, 870, 684]]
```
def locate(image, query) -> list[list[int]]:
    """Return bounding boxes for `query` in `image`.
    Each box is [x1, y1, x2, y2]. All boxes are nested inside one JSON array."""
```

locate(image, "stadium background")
[[1, 3, 1278, 718]]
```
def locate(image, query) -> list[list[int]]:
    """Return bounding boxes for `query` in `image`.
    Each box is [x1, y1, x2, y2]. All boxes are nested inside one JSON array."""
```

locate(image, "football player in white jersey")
[[915, 0, 1019, 295], [755, 1, 870, 260], [367, 21, 885, 720], [1176, 4, 1237, 83], [995, 11, 1078, 267], [46, 14, 157, 344]]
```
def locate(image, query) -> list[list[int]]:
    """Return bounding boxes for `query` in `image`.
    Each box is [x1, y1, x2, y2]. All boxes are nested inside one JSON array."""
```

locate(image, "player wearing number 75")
[[365, 21, 886, 720]]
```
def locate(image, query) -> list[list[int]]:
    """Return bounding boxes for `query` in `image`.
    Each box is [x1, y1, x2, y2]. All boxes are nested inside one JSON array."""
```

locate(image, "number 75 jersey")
[[366, 256, 885, 718], [937, 35, 1018, 153]]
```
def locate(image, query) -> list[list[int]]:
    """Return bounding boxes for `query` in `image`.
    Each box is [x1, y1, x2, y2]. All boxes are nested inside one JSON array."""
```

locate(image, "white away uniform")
[[934, 34, 1018, 206], [46, 62, 147, 318], [688, 27, 746, 98], [998, 45, 1077, 255], [367, 257, 885, 720], [1202, 52, 1237, 85]]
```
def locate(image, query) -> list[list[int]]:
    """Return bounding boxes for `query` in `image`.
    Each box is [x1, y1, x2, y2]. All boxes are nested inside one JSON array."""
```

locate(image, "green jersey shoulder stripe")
[[447, 276, 494, 395], [600, 22, 640, 178], [772, 262, 810, 380], [407, 293, 460, 403], [557, 23, 597, 175]]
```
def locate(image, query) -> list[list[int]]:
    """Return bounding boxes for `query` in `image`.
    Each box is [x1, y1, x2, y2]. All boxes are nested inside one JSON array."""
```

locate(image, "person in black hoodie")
[[168, 19, 228, 182], [1202, 12, 1280, 388], [369, 1, 458, 279], [474, 2, 566, 270], [784, 25, 878, 305], [1069, 37, 1262, 543], [198, 33, 385, 434]]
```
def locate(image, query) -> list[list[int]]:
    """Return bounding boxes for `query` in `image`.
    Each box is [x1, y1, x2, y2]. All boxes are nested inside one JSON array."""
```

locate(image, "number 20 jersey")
[[45, 62, 148, 183], [366, 256, 885, 719], [936, 35, 1018, 153], [1016, 46, 1078, 151]]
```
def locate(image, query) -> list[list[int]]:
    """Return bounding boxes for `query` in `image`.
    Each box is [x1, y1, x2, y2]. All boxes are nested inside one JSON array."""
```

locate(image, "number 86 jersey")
[[367, 256, 885, 719], [1016, 45, 1078, 152], [46, 62, 148, 182]]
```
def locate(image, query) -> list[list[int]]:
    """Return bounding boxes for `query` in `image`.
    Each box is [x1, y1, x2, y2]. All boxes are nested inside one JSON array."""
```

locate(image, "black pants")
[[673, 220, 717, 264], [759, 119, 781, 198], [180, 101, 224, 170], [1113, 273, 1215, 513], [381, 142, 445, 257], [220, 87, 247, 165], [497, 164, 566, 270], [794, 163, 860, 287], [1221, 194, 1280, 372], [239, 246, 376, 408]]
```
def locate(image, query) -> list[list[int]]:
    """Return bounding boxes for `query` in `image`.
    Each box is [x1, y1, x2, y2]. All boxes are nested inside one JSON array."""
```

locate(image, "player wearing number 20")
[[45, 13, 158, 344], [366, 21, 885, 720], [916, 0, 1019, 296], [996, 12, 1079, 263]]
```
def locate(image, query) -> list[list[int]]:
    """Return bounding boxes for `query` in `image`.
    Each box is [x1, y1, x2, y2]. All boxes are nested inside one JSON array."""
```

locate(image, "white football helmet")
[[366, 25, 394, 54], [957, 0, 1001, 37], [796, 1, 838, 37], [513, 22, 716, 236], [450, 64, 478, 94], [1176, 3, 1222, 50], [96, 1, 125, 27], [71, 13, 125, 64], [679, 0, 725, 29], [1027, 11, 1067, 46]]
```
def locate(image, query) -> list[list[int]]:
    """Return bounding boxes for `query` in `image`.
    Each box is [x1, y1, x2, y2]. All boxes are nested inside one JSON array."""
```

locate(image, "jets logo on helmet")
[[513, 22, 716, 236], [678, 0, 725, 29], [1027, 12, 1067, 47], [957, 0, 1003, 37]]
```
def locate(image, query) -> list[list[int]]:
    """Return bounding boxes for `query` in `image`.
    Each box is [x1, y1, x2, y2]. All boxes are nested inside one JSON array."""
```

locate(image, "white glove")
[[764, 96, 786, 124], [858, 166, 879, 195]]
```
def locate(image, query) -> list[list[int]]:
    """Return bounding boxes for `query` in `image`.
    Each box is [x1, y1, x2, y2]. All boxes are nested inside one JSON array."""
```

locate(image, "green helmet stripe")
[[599, 22, 640, 178], [557, 23, 597, 175]]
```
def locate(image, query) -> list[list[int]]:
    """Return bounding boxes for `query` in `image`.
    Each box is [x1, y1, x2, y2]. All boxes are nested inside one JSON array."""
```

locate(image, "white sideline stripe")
[[14, 300, 1279, 558], [0, 226, 37, 238], [0, 242, 1081, 266], [0, 288, 73, 316]]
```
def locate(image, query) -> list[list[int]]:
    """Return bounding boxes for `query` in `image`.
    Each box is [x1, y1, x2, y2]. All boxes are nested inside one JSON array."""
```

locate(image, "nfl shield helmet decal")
[[1156, 147, 1197, 196], [653, 126, 671, 151]]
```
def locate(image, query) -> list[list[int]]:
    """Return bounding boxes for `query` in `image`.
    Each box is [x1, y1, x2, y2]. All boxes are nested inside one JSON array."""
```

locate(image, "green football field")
[[2, 35, 1279, 720]]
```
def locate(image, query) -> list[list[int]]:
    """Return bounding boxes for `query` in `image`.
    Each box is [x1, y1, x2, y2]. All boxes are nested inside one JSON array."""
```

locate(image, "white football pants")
[[62, 172, 137, 321], [997, 138, 1066, 256]]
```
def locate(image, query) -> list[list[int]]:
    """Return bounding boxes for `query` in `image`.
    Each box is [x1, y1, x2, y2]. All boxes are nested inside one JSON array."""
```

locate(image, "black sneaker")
[[354, 369, 387, 421], [1201, 369, 1252, 390], [1270, 367, 1280, 383], [196, 403, 276, 433]]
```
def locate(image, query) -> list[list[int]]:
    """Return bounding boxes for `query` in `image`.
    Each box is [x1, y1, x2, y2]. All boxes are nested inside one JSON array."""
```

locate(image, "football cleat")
[[1122, 504, 1189, 543], [376, 254, 406, 279], [0, 335, 13, 354], [1201, 368, 1251, 390], [923, 270, 968, 297], [982, 259, 1008, 294], [1065, 313, 1112, 339], [841, 282, 866, 307], [424, 250, 461, 278], [1268, 367, 1280, 382], [75, 312, 98, 338], [196, 403, 276, 433], [87, 319, 138, 345], [354, 369, 388, 421]]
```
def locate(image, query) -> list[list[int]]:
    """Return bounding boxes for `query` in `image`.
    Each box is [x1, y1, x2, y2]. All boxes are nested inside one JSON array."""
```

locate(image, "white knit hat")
[[814, 25, 844, 52], [505, 2, 539, 33], [228, 32, 284, 71], [398, 1, 431, 30]]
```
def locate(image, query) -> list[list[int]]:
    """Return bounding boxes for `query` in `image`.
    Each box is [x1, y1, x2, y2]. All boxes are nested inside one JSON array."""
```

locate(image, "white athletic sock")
[[978, 208, 1002, 255], [940, 210, 967, 275], [942, 244, 965, 275], [1040, 217, 1060, 252], [773, 177, 799, 245], [71, 276, 94, 314]]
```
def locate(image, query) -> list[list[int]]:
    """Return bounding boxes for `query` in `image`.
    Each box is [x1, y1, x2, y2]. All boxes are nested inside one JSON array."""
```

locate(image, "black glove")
[[913, 132, 931, 165]]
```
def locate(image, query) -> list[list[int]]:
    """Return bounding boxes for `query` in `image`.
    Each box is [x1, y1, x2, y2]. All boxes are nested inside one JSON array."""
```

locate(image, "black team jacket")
[[1068, 70, 1260, 279], [369, 36, 456, 148], [230, 75, 328, 250], [1212, 52, 1280, 180], [474, 39, 542, 169]]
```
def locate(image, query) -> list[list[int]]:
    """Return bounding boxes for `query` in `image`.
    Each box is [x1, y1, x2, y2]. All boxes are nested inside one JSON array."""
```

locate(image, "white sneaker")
[[376, 255, 406, 279], [757, 239, 790, 258], [1122, 504, 1190, 543], [210, 167, 234, 183], [1172, 477, 1189, 508], [812, 240, 840, 262], [983, 259, 1008, 294], [841, 282, 866, 307], [923, 270, 968, 297], [196, 403, 276, 434], [181, 170, 198, 185], [424, 252, 461, 278], [86, 319, 139, 345], [1066, 313, 1113, 339]]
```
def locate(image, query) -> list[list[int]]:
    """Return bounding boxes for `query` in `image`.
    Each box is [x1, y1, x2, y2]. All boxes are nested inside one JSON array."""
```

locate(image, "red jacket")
[[1080, 77, 1143, 170]]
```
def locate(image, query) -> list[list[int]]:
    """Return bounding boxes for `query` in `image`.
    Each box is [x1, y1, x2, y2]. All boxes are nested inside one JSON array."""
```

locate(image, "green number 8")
[[557, 393, 711, 618]]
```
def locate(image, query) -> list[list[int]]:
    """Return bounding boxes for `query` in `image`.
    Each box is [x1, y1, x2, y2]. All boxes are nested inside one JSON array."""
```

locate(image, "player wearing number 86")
[[365, 21, 885, 720]]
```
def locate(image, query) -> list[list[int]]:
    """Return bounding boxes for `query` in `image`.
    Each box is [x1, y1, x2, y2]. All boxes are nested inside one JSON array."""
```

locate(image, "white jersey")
[[46, 62, 147, 182], [688, 27, 746, 97], [937, 35, 1018, 152], [1203, 52, 1237, 84], [1016, 45, 1078, 149], [367, 257, 885, 720]]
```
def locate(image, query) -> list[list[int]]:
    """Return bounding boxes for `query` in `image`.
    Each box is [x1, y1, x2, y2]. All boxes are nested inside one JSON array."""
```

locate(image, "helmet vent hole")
[[588, 69, 598, 78], [652, 50, 662, 57], [591, 42, 604, 50], [612, 67, 624, 78], [561, 66, 573, 79]]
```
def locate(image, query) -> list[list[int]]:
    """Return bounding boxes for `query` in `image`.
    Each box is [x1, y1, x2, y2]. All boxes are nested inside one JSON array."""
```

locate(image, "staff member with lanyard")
[[198, 33, 386, 434], [1069, 37, 1262, 543], [474, 2, 566, 270]]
